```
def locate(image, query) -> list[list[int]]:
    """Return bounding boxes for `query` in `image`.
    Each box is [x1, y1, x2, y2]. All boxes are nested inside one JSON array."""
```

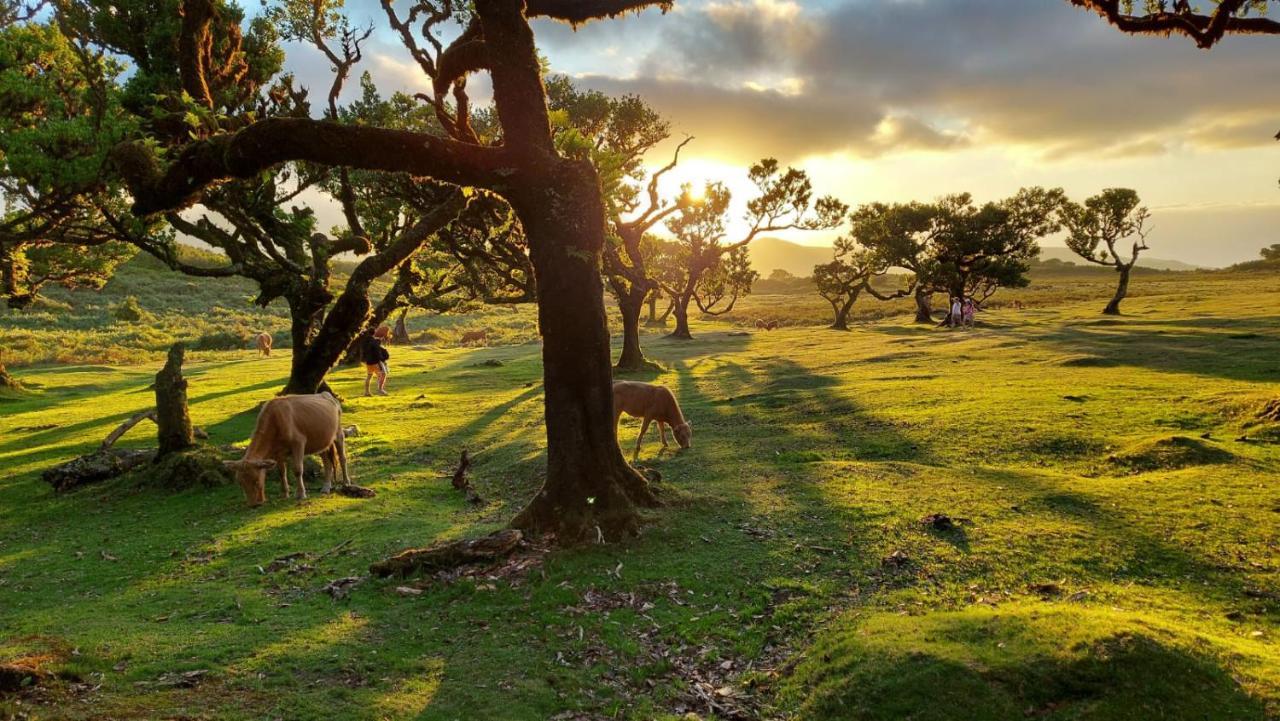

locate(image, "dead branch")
[[369, 529, 522, 578]]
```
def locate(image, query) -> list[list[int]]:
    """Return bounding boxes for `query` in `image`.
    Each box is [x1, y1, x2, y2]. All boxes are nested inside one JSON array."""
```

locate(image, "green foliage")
[[1262, 243, 1280, 261], [0, 21, 143, 307], [1061, 188, 1150, 269], [110, 294, 150, 322]]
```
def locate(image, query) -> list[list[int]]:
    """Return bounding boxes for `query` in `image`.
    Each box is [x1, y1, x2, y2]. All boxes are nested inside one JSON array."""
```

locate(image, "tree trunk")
[[913, 288, 933, 324], [154, 343, 194, 457], [507, 164, 658, 542], [393, 309, 411, 344], [646, 294, 658, 323], [1104, 266, 1131, 315], [283, 197, 464, 395], [614, 286, 649, 371], [285, 293, 327, 392], [0, 360, 19, 391], [829, 296, 855, 331], [669, 294, 693, 340]]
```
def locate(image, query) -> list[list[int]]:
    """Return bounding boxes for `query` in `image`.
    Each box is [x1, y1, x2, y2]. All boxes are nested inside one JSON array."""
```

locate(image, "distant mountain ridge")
[[748, 237, 1201, 277]]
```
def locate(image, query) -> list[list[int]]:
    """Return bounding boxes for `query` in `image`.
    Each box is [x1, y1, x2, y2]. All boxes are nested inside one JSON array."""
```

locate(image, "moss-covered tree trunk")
[[154, 343, 194, 457], [507, 162, 658, 542]]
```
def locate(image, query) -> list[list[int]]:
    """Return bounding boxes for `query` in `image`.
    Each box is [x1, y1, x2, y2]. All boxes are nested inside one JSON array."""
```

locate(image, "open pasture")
[[1, 273, 1279, 720]]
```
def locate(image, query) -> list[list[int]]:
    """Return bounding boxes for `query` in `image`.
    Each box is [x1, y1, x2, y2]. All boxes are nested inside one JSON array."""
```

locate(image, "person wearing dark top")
[[361, 334, 390, 396]]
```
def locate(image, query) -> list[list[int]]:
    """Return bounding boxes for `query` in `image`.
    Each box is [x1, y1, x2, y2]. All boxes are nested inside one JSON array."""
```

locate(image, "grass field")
[[1, 271, 1279, 720]]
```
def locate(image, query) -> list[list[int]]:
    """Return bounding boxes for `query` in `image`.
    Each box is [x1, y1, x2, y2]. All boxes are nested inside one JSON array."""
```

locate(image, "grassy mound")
[[1104, 435, 1233, 473], [129, 445, 233, 490], [782, 605, 1271, 721], [1052, 354, 1118, 368]]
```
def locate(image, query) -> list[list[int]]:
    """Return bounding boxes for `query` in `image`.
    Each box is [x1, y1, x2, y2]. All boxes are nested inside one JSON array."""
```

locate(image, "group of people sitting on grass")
[[948, 296, 978, 328]]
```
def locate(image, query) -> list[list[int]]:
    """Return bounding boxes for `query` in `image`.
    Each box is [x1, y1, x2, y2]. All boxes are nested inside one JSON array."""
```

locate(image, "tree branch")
[[111, 118, 511, 216], [1067, 0, 1280, 48]]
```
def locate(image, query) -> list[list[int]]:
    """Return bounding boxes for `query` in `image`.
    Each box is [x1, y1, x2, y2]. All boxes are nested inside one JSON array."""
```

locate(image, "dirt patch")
[[0, 637, 73, 693], [1105, 435, 1233, 474]]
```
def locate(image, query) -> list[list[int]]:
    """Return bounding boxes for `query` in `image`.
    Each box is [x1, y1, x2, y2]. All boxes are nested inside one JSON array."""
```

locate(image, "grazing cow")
[[755, 319, 768, 330], [223, 392, 351, 505], [256, 332, 272, 356], [766, 320, 779, 330], [612, 380, 692, 461], [459, 329, 488, 345]]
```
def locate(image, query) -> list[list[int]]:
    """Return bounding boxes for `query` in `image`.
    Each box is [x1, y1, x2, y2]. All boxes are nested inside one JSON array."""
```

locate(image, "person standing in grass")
[[962, 297, 977, 328], [361, 333, 391, 396], [949, 296, 963, 328]]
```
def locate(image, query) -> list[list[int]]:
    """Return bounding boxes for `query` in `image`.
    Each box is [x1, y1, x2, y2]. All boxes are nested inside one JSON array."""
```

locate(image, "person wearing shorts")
[[361, 334, 390, 396]]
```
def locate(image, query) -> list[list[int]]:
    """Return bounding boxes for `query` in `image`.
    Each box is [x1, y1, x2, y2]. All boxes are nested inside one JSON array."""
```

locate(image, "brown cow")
[[459, 329, 488, 346], [255, 332, 272, 356], [613, 380, 692, 461], [223, 392, 351, 505]]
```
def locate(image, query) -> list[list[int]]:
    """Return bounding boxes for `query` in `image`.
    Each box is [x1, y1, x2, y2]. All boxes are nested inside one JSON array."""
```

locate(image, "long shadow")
[[972, 466, 1274, 609]]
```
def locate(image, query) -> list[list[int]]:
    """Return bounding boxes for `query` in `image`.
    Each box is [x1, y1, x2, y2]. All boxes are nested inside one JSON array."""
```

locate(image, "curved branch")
[[526, 0, 672, 24], [1068, 0, 1280, 48], [111, 118, 512, 216]]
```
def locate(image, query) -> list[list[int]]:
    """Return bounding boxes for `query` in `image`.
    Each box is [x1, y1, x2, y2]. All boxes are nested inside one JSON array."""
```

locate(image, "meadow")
[[1, 268, 1279, 720]]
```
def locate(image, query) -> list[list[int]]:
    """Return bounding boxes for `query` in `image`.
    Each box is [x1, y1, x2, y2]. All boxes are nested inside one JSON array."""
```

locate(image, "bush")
[[192, 328, 254, 351], [111, 295, 151, 323]]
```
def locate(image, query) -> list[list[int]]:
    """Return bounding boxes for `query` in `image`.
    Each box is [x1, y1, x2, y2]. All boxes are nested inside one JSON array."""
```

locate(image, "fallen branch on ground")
[[369, 529, 522, 578]]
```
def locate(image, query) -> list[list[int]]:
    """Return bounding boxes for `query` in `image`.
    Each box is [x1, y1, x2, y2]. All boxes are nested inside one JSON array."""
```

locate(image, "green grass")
[[1, 272, 1279, 719]]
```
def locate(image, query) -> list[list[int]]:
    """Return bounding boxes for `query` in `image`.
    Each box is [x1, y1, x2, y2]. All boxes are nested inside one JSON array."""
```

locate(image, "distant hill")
[[1037, 246, 1201, 271], [748, 237, 1201, 277], [749, 238, 833, 277]]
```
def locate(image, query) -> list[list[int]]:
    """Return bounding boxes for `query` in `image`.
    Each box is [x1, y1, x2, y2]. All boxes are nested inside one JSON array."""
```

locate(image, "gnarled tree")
[[659, 160, 845, 339], [815, 212, 919, 331], [106, 0, 682, 541], [1060, 187, 1150, 315]]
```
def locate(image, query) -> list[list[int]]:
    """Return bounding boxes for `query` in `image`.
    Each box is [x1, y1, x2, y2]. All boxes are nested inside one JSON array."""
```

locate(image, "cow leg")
[[335, 429, 352, 485], [633, 418, 651, 461], [658, 421, 670, 448], [278, 460, 290, 499], [292, 443, 308, 500], [320, 447, 335, 495]]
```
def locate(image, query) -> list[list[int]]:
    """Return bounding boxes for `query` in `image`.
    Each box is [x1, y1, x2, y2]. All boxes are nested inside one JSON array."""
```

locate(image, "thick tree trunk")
[[829, 296, 855, 331], [669, 295, 693, 340], [646, 295, 658, 323], [507, 164, 658, 542], [914, 288, 933, 324], [1104, 266, 1131, 315], [614, 286, 649, 371], [154, 343, 194, 457], [284, 293, 327, 392]]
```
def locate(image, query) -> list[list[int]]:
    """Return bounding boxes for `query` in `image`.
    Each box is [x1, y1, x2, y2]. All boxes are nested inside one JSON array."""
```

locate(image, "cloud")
[[538, 0, 1280, 163], [575, 73, 967, 161]]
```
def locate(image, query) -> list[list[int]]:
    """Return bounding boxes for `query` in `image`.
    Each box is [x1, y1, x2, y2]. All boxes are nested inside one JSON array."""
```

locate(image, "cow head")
[[673, 421, 693, 449], [223, 459, 275, 506]]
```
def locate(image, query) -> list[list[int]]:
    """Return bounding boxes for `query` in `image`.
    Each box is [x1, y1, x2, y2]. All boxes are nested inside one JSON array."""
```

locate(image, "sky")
[[283, 0, 1280, 267]]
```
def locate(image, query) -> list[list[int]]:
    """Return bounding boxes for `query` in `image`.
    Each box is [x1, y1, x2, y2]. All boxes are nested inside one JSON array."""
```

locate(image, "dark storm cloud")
[[536, 0, 1280, 161]]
